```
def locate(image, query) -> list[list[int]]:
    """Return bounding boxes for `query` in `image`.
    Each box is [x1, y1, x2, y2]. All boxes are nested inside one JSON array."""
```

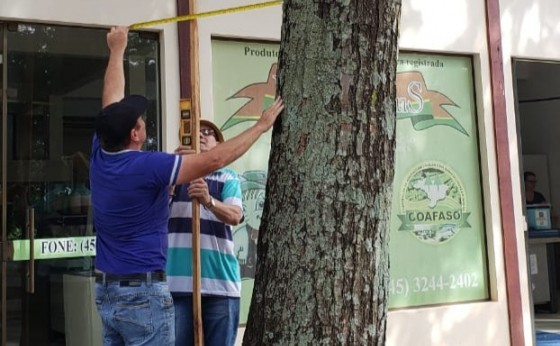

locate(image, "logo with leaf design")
[[398, 162, 471, 244], [221, 66, 466, 137], [221, 63, 277, 131], [396, 71, 468, 136]]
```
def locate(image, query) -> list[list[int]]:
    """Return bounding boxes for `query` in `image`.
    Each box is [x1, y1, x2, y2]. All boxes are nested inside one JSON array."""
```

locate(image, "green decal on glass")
[[12, 236, 96, 261], [212, 39, 279, 324], [212, 43, 489, 311], [389, 53, 488, 308], [397, 162, 471, 239]]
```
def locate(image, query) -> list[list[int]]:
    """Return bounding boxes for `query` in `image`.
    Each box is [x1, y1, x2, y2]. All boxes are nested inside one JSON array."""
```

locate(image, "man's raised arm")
[[102, 26, 128, 108]]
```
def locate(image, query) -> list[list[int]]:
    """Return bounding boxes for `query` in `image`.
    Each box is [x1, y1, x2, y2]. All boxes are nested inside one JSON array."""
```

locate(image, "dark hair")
[[95, 95, 148, 151], [524, 171, 536, 181]]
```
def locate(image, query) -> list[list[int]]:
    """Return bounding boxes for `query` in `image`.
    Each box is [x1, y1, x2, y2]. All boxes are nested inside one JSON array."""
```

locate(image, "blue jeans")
[[95, 281, 175, 346], [173, 294, 240, 346]]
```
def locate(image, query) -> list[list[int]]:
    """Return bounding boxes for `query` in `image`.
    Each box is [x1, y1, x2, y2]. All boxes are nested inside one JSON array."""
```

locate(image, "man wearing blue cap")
[[91, 26, 283, 345]]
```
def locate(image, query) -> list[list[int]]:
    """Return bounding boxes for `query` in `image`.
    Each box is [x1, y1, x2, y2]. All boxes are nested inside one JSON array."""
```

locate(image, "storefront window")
[[1, 22, 161, 345], [388, 53, 489, 308], [211, 40, 490, 317]]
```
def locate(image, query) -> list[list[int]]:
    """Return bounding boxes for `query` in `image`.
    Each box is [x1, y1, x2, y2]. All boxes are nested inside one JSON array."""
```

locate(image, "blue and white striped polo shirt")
[[167, 168, 242, 297]]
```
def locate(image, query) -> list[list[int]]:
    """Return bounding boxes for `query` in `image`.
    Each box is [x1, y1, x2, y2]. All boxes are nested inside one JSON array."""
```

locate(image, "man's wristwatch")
[[205, 197, 216, 209]]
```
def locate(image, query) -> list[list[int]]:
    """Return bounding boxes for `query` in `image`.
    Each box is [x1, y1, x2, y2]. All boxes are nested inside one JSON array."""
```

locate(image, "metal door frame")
[[1, 22, 8, 346]]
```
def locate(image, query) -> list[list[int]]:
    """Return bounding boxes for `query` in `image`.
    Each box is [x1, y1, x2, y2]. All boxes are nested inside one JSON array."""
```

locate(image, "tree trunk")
[[244, 1, 401, 345]]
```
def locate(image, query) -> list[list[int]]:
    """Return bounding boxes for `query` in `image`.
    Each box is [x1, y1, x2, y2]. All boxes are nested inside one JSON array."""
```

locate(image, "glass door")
[[0, 23, 161, 346], [4, 23, 104, 346]]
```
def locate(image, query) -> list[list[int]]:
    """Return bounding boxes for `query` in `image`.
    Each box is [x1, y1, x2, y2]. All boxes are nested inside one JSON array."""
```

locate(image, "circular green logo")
[[398, 161, 469, 244]]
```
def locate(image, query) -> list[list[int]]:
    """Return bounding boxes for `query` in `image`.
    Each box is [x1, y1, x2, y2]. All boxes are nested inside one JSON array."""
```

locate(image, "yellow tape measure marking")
[[129, 1, 283, 29]]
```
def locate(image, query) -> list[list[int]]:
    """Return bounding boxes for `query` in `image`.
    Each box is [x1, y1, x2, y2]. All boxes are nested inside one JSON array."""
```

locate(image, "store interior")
[[516, 59, 560, 342]]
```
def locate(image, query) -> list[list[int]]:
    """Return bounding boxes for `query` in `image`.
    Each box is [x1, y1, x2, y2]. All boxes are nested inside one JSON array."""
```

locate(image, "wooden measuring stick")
[[178, 97, 203, 345], [178, 0, 203, 342], [189, 0, 204, 342]]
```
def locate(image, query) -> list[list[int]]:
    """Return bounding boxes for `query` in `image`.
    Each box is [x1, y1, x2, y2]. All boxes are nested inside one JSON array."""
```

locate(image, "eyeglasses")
[[200, 128, 215, 137]]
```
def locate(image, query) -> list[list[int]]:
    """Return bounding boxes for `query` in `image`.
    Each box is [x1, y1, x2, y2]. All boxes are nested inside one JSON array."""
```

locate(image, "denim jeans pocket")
[[114, 295, 154, 342]]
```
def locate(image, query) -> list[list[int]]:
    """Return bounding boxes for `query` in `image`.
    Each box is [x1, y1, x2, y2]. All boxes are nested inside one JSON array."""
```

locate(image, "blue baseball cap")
[[96, 95, 148, 149]]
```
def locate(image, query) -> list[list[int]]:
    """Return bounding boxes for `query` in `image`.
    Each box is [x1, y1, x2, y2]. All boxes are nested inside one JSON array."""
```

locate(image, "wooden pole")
[[177, 0, 203, 344], [485, 0, 523, 344], [189, 0, 203, 343]]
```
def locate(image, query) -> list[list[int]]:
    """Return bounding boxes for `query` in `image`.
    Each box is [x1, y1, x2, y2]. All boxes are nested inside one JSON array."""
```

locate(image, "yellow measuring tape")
[[129, 1, 282, 29]]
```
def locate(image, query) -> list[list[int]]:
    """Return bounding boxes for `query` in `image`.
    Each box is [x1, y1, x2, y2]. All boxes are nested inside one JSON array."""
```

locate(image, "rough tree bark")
[[244, 1, 401, 345]]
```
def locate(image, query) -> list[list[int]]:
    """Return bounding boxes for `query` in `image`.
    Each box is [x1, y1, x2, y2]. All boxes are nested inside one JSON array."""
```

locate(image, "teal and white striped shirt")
[[167, 168, 242, 297]]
